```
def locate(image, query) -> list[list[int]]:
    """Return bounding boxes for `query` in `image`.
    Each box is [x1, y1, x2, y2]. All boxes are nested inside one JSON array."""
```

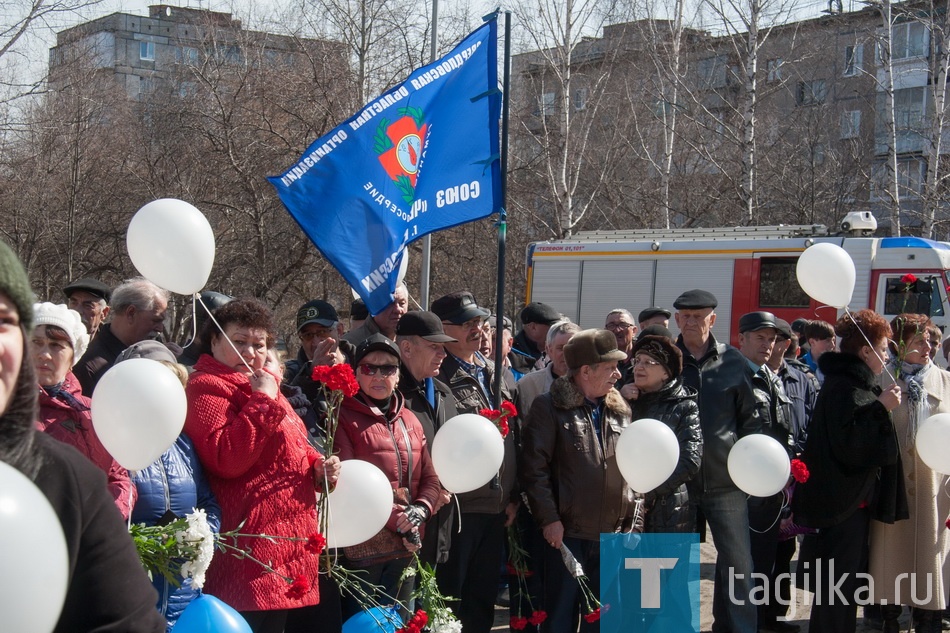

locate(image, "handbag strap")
[[397, 415, 414, 500]]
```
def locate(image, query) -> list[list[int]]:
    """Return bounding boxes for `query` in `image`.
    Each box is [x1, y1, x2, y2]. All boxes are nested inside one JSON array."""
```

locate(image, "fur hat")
[[33, 302, 89, 365], [631, 334, 683, 380]]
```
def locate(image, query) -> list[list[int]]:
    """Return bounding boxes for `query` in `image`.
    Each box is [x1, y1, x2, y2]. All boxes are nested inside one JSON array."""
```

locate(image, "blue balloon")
[[173, 593, 252, 633], [342, 606, 403, 633]]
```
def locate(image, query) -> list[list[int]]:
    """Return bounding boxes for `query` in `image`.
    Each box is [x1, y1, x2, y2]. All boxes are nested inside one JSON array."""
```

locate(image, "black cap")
[[520, 302, 561, 325], [396, 311, 457, 343], [637, 324, 674, 341], [738, 311, 779, 334], [63, 278, 111, 303], [790, 318, 809, 336], [350, 298, 369, 321], [775, 318, 793, 341], [489, 315, 513, 331], [354, 333, 401, 365], [296, 300, 339, 331], [672, 290, 718, 310], [638, 307, 671, 323], [431, 291, 489, 324]]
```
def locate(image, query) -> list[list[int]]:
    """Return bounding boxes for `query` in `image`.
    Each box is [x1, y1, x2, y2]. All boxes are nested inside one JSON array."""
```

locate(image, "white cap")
[[33, 302, 89, 366]]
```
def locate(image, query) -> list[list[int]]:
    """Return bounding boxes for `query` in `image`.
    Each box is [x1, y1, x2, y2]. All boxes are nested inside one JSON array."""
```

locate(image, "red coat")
[[35, 372, 136, 519], [184, 355, 322, 611], [336, 391, 442, 534]]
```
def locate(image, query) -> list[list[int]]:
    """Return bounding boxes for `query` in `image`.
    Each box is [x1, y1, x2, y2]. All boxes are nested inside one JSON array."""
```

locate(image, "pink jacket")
[[336, 391, 442, 534], [185, 354, 323, 611], [35, 372, 136, 519]]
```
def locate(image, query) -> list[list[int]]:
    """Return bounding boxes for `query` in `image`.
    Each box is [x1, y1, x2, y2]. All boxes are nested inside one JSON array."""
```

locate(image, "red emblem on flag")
[[374, 107, 427, 203]]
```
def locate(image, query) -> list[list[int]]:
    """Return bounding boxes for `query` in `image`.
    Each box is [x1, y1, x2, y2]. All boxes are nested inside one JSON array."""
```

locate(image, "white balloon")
[[727, 434, 791, 497], [431, 414, 505, 493], [796, 242, 856, 309], [324, 460, 394, 549], [916, 413, 950, 475], [0, 461, 69, 633], [91, 358, 187, 470], [615, 418, 681, 493], [127, 199, 215, 295]]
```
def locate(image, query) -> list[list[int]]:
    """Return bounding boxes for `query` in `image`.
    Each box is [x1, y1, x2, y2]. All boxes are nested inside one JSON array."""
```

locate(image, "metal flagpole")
[[492, 11, 511, 409], [418, 0, 439, 310]]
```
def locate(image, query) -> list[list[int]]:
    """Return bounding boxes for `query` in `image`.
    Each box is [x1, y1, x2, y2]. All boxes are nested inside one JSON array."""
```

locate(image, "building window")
[[812, 143, 826, 166], [140, 41, 155, 61], [573, 88, 588, 111], [844, 44, 863, 76], [892, 22, 928, 60], [538, 92, 555, 116], [697, 55, 728, 89], [894, 86, 926, 129], [797, 80, 826, 106], [176, 46, 199, 65], [841, 110, 861, 138], [871, 158, 926, 200], [766, 58, 783, 82]]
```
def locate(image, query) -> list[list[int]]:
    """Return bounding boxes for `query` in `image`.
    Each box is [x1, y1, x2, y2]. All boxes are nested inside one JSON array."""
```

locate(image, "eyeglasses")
[[300, 329, 332, 342], [358, 363, 399, 377], [632, 357, 661, 368], [606, 322, 635, 331]]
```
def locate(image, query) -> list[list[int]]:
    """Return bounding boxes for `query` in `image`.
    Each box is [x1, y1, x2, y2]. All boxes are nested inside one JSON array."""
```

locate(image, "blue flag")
[[269, 19, 501, 315]]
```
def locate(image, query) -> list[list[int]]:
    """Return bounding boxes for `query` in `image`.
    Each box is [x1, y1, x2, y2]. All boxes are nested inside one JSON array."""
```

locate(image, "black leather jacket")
[[521, 377, 643, 540], [629, 378, 702, 533], [677, 334, 762, 494], [747, 363, 795, 456]]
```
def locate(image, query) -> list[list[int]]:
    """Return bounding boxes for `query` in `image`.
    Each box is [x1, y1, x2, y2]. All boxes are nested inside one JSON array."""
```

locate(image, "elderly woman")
[[793, 309, 907, 633], [335, 334, 442, 619], [0, 240, 165, 632], [625, 332, 702, 533], [867, 314, 950, 633], [184, 298, 340, 633], [31, 301, 136, 519]]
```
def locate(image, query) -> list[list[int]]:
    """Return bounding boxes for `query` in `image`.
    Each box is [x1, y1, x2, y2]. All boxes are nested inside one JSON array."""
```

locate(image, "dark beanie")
[[631, 334, 683, 380], [0, 239, 34, 330]]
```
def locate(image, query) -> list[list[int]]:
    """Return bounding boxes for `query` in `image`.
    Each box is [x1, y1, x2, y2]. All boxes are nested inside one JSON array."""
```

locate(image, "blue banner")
[[269, 20, 501, 315], [601, 533, 701, 633]]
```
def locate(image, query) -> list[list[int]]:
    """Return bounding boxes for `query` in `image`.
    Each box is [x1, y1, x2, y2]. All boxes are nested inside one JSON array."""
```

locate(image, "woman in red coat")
[[184, 299, 340, 633], [31, 301, 136, 519], [336, 334, 442, 619]]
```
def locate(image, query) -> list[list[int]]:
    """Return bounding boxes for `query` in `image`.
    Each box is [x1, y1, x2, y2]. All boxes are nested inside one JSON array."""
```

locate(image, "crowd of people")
[[1, 234, 949, 633]]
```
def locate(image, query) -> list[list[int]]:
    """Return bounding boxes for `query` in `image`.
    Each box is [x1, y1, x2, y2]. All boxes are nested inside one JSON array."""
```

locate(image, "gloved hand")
[[403, 504, 430, 528]]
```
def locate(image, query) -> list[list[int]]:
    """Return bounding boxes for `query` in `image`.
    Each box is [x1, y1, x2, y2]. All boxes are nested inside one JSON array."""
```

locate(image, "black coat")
[[629, 378, 703, 533], [792, 352, 909, 528]]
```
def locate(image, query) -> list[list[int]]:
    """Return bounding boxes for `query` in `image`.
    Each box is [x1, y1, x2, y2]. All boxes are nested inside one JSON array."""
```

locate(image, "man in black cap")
[[348, 298, 368, 333], [521, 328, 640, 633], [510, 302, 561, 376], [737, 311, 798, 633], [285, 300, 349, 381], [430, 291, 518, 633], [605, 309, 638, 390], [673, 289, 761, 633], [342, 282, 408, 345], [395, 311, 459, 567], [638, 306, 671, 330], [63, 277, 111, 339]]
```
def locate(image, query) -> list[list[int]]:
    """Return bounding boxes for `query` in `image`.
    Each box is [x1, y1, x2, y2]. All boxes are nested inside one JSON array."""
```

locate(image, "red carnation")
[[311, 364, 359, 397], [479, 407, 500, 419], [285, 574, 310, 599], [501, 400, 518, 418], [305, 532, 326, 555], [790, 459, 810, 484], [506, 562, 519, 575], [583, 608, 601, 623], [510, 616, 529, 630], [901, 273, 918, 285], [499, 419, 510, 438], [529, 610, 548, 626]]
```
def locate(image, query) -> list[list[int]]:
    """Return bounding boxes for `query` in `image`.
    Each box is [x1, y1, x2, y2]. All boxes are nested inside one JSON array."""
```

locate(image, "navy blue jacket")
[[131, 435, 221, 631]]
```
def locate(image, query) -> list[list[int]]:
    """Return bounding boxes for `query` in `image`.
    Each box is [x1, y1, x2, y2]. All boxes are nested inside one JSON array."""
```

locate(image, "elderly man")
[[509, 302, 561, 375], [673, 289, 761, 633], [395, 310, 459, 567], [521, 328, 640, 632], [638, 306, 671, 330], [63, 277, 111, 339], [515, 320, 581, 418], [74, 277, 169, 396], [606, 309, 638, 388], [342, 282, 408, 344], [431, 291, 517, 633]]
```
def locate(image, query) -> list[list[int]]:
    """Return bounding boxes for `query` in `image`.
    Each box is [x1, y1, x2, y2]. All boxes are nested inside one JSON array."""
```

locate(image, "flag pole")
[[418, 0, 439, 310], [492, 10, 511, 408]]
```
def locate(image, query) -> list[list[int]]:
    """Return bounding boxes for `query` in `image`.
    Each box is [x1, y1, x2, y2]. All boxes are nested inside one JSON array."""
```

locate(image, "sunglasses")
[[358, 363, 399, 377]]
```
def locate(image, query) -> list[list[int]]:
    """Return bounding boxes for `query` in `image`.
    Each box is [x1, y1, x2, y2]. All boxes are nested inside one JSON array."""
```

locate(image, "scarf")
[[895, 360, 932, 448], [42, 382, 90, 412]]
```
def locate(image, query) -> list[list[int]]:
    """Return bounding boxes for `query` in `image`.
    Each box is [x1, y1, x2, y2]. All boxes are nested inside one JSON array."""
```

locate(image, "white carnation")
[[178, 509, 215, 589]]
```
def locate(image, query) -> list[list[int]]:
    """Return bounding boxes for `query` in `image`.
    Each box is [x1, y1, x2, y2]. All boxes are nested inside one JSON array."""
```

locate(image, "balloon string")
[[454, 494, 462, 534], [748, 487, 789, 534], [195, 293, 255, 374], [843, 307, 898, 385], [179, 294, 200, 350]]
